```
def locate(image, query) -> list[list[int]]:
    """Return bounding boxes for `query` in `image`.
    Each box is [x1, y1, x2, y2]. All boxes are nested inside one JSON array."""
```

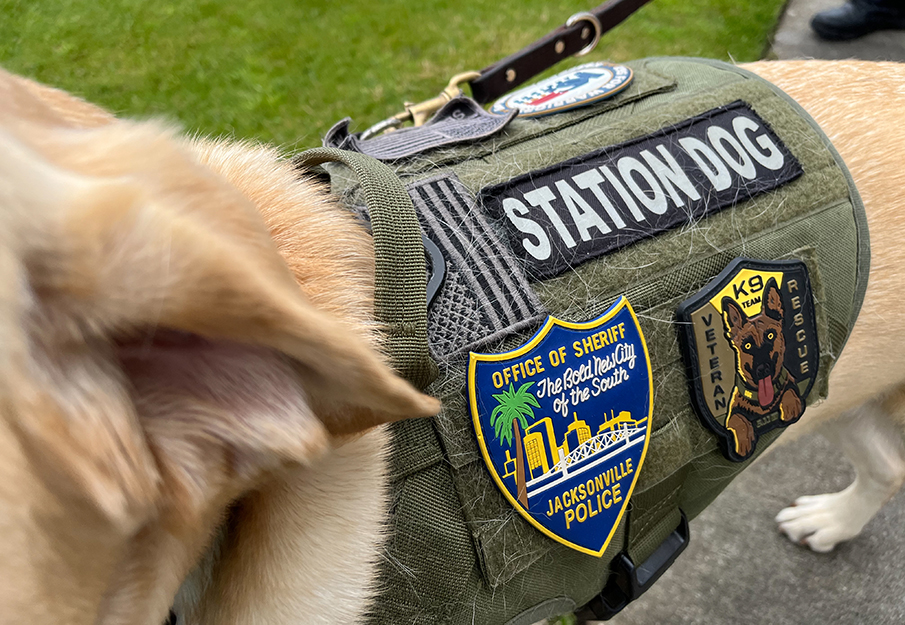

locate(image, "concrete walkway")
[[606, 6, 905, 624], [615, 437, 905, 624], [770, 0, 905, 61]]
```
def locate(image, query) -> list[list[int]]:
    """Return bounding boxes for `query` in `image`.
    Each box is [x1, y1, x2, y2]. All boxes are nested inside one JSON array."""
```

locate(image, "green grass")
[[0, 0, 786, 148]]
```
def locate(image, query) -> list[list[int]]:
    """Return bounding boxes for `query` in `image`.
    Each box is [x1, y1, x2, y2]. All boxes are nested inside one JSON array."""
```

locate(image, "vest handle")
[[295, 147, 437, 390]]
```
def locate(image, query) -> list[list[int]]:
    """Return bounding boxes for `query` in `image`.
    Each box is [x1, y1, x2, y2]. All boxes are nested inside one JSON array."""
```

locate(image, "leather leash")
[[468, 0, 654, 105]]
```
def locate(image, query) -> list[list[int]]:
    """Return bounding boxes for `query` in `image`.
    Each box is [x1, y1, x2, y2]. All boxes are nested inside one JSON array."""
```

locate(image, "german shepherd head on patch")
[[721, 277, 803, 458]]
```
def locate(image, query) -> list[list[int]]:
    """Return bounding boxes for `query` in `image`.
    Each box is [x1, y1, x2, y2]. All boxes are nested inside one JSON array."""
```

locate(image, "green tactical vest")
[[297, 57, 869, 625]]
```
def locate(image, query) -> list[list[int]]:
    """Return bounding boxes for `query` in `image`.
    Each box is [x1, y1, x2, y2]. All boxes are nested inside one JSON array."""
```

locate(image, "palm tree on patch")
[[490, 381, 541, 508]]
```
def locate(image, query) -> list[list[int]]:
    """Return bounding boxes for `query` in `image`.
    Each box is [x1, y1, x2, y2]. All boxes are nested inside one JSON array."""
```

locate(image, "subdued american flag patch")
[[408, 173, 546, 360]]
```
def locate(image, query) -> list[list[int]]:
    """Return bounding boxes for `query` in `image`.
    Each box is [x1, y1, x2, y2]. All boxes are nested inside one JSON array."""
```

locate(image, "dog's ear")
[[19, 120, 438, 429], [0, 119, 438, 521], [721, 296, 747, 337], [0, 66, 115, 129], [0, 78, 439, 623], [763, 278, 784, 321]]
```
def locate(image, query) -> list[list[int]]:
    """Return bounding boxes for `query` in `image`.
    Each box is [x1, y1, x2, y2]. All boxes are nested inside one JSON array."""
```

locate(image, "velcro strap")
[[295, 148, 437, 389]]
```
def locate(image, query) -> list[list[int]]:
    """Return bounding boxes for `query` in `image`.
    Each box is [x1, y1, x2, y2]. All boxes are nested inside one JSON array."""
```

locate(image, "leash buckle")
[[578, 510, 690, 622], [361, 71, 480, 139]]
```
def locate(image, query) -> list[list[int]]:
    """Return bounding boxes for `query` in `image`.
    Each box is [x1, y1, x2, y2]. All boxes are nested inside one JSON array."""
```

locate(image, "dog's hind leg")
[[775, 392, 905, 552]]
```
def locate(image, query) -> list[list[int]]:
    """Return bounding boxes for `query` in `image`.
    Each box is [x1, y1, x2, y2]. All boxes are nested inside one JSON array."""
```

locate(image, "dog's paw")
[[775, 489, 869, 552]]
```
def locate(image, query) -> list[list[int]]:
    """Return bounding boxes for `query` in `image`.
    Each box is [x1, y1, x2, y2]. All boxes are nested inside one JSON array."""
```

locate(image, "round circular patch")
[[490, 62, 633, 118]]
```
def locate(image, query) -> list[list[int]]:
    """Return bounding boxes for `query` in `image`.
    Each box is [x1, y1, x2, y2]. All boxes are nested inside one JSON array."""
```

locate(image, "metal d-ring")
[[566, 11, 602, 57]]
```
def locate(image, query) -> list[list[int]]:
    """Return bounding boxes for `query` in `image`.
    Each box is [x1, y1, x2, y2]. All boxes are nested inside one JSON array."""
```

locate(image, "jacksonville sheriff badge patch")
[[676, 258, 820, 462], [490, 62, 633, 118], [468, 297, 652, 556]]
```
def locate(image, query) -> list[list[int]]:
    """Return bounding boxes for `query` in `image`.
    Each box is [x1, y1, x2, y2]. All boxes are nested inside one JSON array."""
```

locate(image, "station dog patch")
[[468, 297, 652, 556], [676, 258, 819, 462], [479, 101, 802, 279]]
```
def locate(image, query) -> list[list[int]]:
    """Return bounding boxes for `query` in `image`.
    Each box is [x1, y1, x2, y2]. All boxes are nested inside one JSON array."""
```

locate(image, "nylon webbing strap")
[[295, 148, 437, 389]]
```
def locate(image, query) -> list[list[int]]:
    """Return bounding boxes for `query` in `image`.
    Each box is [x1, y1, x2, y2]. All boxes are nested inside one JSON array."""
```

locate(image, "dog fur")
[[0, 59, 902, 623], [0, 66, 438, 624]]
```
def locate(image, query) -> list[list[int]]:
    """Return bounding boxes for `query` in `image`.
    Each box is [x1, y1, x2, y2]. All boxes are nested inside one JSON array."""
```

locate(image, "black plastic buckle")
[[578, 510, 689, 622]]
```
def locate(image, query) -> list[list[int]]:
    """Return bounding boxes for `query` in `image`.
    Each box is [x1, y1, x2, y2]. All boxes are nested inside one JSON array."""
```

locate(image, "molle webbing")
[[321, 57, 869, 625]]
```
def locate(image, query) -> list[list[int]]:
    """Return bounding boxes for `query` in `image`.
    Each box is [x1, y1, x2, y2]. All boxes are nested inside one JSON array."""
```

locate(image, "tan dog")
[[0, 59, 903, 623]]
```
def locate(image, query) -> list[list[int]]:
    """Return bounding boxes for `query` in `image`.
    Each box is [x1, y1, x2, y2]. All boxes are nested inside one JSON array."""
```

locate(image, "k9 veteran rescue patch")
[[468, 297, 652, 556], [676, 259, 819, 462], [480, 101, 803, 279]]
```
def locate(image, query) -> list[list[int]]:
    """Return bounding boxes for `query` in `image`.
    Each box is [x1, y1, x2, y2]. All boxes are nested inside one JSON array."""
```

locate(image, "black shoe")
[[810, 1, 905, 40]]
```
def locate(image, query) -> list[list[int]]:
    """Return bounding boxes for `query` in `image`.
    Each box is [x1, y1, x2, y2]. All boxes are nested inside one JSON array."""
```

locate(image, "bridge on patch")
[[526, 422, 647, 500]]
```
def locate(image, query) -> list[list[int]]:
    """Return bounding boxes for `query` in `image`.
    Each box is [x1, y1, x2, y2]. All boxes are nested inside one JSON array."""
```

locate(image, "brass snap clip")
[[361, 71, 481, 139]]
